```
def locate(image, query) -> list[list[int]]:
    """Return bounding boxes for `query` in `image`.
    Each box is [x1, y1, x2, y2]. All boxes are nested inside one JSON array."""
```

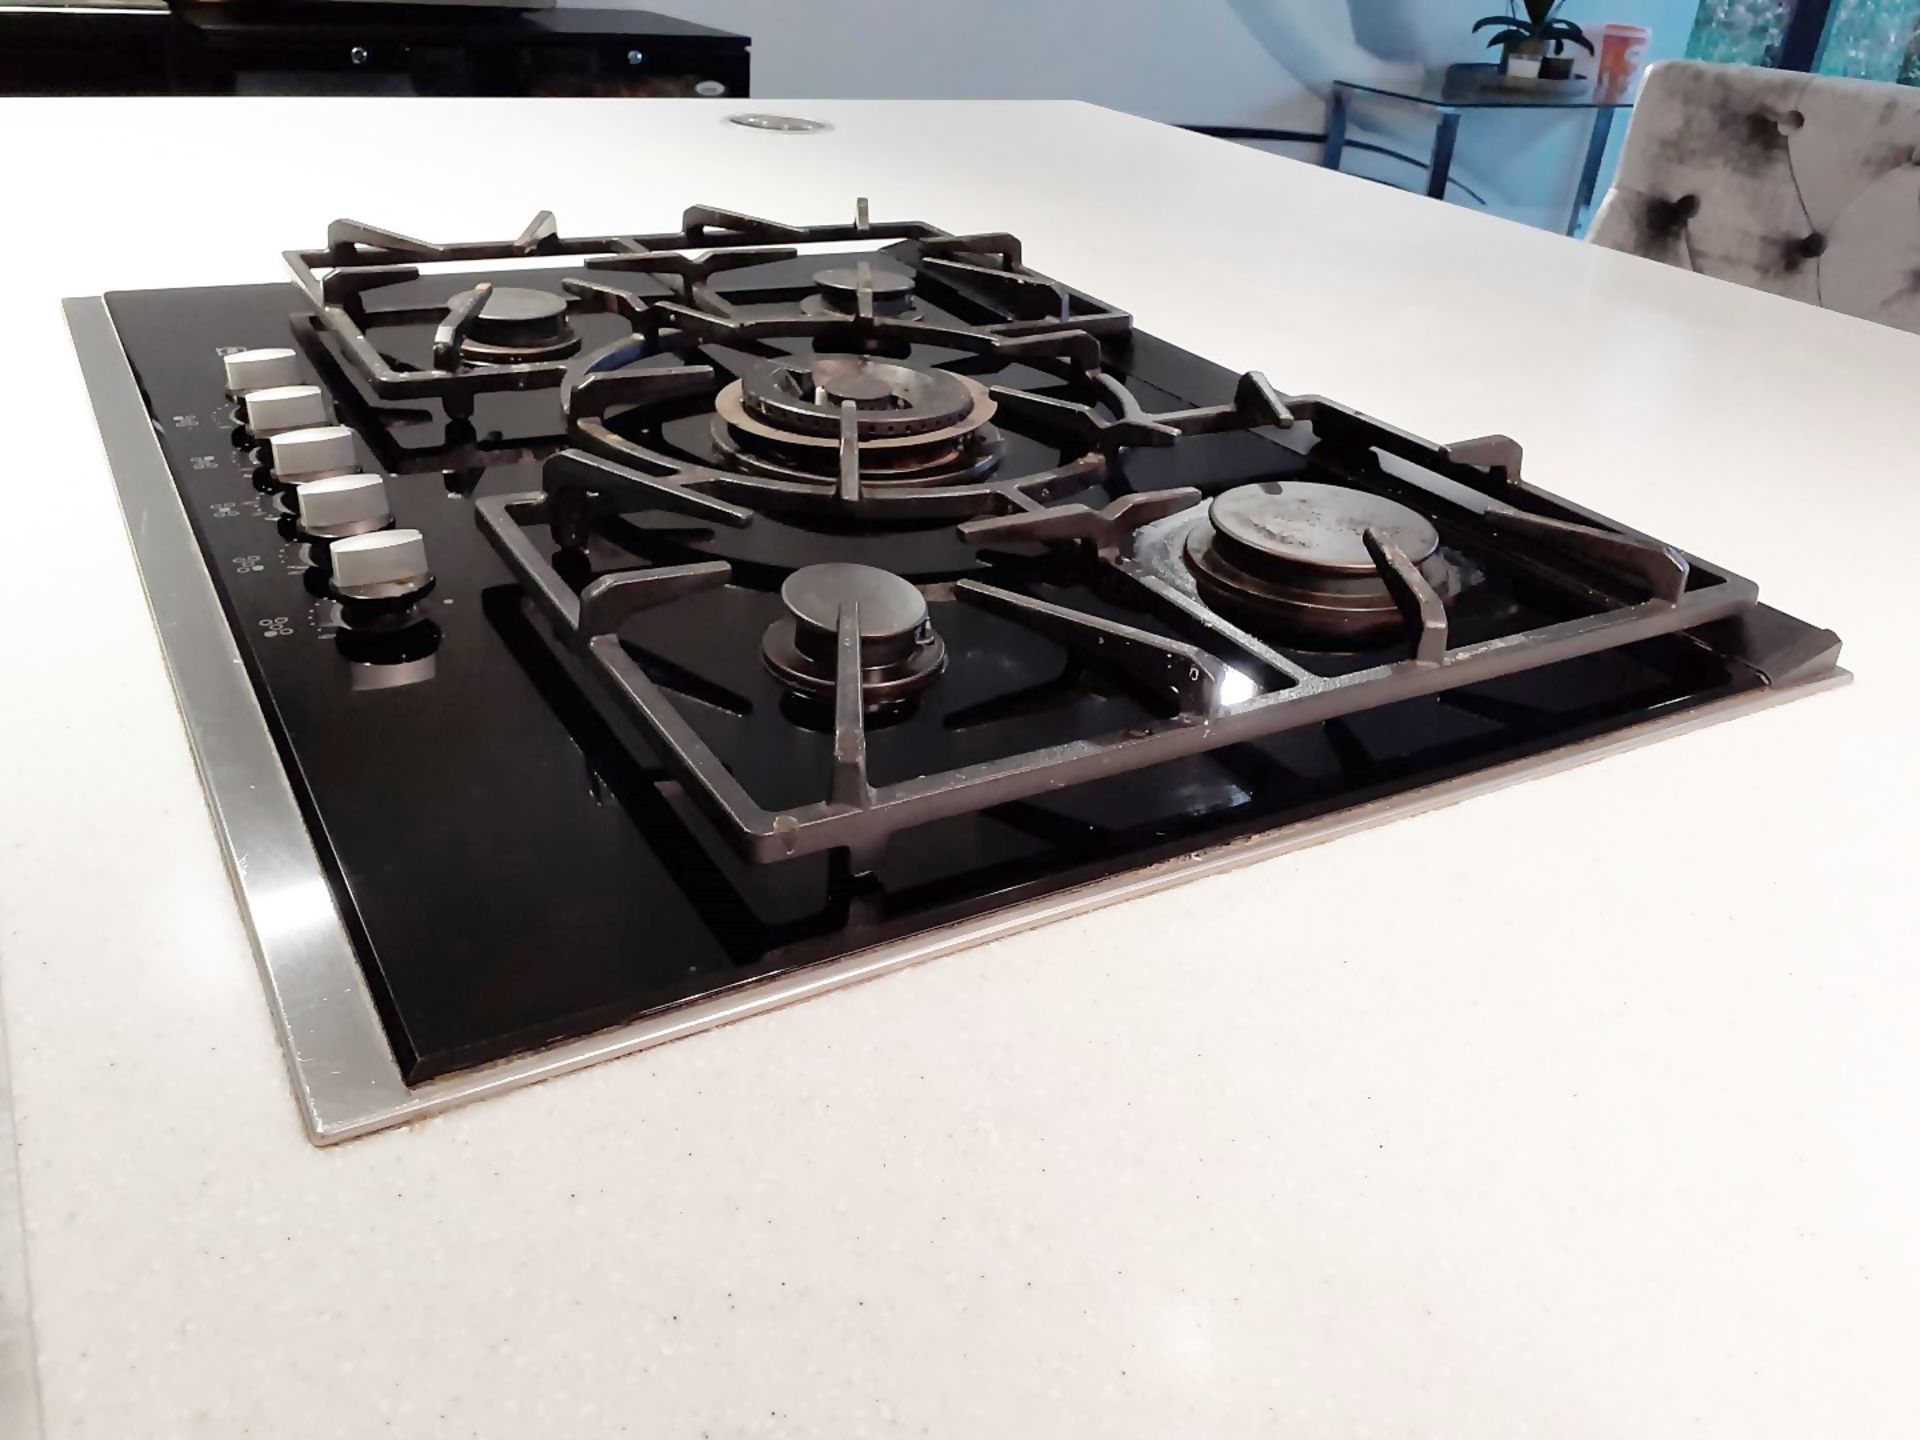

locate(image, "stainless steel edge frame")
[[65, 296, 413, 1146], [65, 296, 1851, 1146]]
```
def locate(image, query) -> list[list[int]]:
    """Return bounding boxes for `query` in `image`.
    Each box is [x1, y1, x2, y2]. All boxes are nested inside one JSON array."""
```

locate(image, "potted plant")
[[1474, 0, 1595, 85]]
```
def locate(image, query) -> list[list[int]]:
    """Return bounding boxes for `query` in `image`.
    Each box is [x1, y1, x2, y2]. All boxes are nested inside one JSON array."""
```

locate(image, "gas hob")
[[66, 202, 1845, 1142]]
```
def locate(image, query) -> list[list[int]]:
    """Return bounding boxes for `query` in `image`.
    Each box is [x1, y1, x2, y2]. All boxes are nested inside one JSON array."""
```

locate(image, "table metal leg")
[[1568, 107, 1618, 236], [1427, 109, 1462, 200], [1323, 87, 1349, 171]]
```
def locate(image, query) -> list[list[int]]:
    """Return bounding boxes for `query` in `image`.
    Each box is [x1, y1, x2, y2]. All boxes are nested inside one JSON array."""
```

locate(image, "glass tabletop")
[[1336, 67, 1635, 110]]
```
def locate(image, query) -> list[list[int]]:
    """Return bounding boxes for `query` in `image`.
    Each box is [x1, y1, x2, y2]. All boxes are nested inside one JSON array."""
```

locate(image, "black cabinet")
[[0, 5, 177, 94], [1, 4, 750, 98]]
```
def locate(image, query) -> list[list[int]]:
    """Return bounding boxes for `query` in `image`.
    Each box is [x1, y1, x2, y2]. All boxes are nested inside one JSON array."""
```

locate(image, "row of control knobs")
[[223, 347, 432, 609]]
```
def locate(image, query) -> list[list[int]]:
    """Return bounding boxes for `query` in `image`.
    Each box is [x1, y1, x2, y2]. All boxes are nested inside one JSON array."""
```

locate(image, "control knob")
[[222, 347, 302, 394], [328, 528, 434, 632], [295, 474, 391, 539], [242, 384, 327, 436], [268, 424, 357, 483]]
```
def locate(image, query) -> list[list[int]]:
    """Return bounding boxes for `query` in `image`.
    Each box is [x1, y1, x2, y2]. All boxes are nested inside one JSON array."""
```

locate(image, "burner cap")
[[754, 357, 981, 437], [1185, 481, 1451, 646], [804, 264, 919, 319], [712, 356, 1001, 493], [762, 563, 947, 711], [783, 562, 928, 637], [1209, 482, 1438, 574], [459, 286, 581, 364], [816, 361, 900, 407]]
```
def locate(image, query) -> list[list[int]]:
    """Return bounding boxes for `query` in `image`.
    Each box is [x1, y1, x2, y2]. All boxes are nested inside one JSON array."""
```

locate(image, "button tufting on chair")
[[1590, 62, 1920, 336], [1784, 232, 1828, 272], [1650, 193, 1701, 235]]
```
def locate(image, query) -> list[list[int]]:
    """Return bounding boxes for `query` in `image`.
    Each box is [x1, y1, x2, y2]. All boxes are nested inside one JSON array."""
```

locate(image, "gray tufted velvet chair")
[[1590, 60, 1920, 334]]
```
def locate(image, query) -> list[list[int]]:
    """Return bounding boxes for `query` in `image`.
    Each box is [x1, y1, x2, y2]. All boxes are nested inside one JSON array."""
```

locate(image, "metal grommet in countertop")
[[727, 113, 832, 134]]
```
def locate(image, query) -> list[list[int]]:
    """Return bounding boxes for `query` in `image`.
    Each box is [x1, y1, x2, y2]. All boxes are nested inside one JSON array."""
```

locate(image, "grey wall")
[[603, 0, 1701, 229], [636, 0, 1311, 123]]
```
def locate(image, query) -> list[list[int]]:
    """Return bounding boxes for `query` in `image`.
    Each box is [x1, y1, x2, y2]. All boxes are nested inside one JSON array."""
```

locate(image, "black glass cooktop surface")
[[95, 211, 1836, 1085]]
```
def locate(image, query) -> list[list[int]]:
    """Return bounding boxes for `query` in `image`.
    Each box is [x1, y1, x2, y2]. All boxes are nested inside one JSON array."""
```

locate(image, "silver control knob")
[[329, 528, 431, 598], [243, 384, 327, 436], [223, 347, 301, 394], [296, 474, 391, 539], [269, 424, 357, 482]]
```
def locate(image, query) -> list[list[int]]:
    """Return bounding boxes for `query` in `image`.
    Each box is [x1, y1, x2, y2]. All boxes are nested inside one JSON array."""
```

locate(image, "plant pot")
[[1504, 48, 1544, 85]]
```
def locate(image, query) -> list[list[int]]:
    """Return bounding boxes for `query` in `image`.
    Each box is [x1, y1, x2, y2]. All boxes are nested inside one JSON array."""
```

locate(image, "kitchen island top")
[[0, 97, 1912, 1438]]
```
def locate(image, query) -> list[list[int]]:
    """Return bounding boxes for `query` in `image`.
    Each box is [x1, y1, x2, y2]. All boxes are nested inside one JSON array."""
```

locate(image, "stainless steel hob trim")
[[66, 296, 415, 1145], [66, 296, 1850, 1146]]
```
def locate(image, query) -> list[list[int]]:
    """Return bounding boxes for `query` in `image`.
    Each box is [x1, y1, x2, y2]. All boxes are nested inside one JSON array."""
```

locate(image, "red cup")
[[1596, 23, 1652, 104]]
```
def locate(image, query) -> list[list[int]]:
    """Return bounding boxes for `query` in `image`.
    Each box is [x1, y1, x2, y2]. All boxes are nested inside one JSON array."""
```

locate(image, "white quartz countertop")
[[0, 98, 1914, 1438]]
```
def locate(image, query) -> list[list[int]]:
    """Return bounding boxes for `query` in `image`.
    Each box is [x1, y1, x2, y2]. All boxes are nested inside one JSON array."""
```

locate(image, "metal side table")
[[1323, 72, 1634, 236]]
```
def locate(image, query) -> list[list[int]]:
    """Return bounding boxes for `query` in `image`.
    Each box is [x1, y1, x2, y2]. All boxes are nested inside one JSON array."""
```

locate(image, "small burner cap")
[[810, 264, 918, 318], [455, 285, 580, 365], [782, 562, 927, 641], [470, 286, 569, 345], [763, 563, 947, 712]]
